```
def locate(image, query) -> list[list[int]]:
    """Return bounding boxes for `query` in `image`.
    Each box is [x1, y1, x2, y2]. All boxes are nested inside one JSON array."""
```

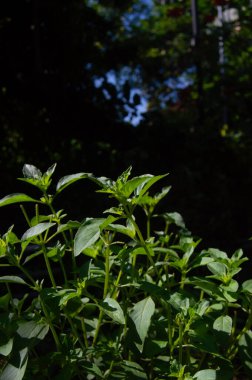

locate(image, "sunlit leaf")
[[213, 315, 232, 334], [74, 218, 105, 257], [21, 222, 56, 241], [0, 338, 13, 356], [130, 297, 155, 343], [0, 193, 38, 207], [56, 172, 92, 194], [0, 276, 27, 285], [22, 164, 42, 179], [101, 297, 125, 324], [193, 369, 217, 380]]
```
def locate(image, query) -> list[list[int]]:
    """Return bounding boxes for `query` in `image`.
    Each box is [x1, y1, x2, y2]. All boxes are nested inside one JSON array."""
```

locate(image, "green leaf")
[[121, 175, 152, 198], [162, 211, 185, 228], [139, 282, 170, 301], [82, 246, 99, 258], [116, 166, 132, 186], [17, 320, 49, 342], [242, 279, 252, 294], [43, 163, 57, 179], [213, 315, 232, 334], [56, 220, 81, 234], [238, 330, 252, 376], [136, 174, 168, 200], [22, 164, 42, 179], [108, 223, 135, 239], [21, 222, 56, 241], [74, 218, 105, 257], [56, 172, 92, 194], [121, 360, 147, 379], [130, 297, 155, 344], [0, 276, 27, 285], [0, 293, 11, 311], [193, 369, 217, 380], [207, 262, 227, 277], [100, 297, 125, 324], [206, 248, 228, 260], [0, 193, 38, 207], [0, 337, 13, 356], [0, 347, 28, 380], [81, 361, 103, 379]]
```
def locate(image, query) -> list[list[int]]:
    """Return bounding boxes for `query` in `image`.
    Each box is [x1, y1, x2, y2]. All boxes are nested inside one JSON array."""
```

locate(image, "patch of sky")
[[93, 66, 148, 126], [158, 68, 195, 107], [122, 0, 153, 33]]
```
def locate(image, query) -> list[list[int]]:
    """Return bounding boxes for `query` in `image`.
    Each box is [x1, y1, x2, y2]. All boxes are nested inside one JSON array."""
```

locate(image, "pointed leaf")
[[22, 164, 42, 179], [162, 212, 185, 228], [101, 297, 125, 324], [121, 360, 147, 379], [0, 193, 38, 207], [21, 222, 55, 241], [136, 174, 168, 200], [74, 218, 105, 257], [130, 297, 155, 343], [0, 276, 27, 285], [207, 262, 227, 277], [121, 176, 152, 198], [0, 347, 28, 380], [108, 223, 135, 239], [213, 315, 232, 334], [242, 279, 252, 295], [193, 369, 217, 380], [0, 338, 13, 356], [44, 163, 57, 178], [56, 172, 92, 193]]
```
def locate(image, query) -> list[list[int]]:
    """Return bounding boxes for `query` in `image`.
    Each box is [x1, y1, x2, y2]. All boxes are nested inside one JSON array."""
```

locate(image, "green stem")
[[20, 205, 32, 227], [178, 321, 183, 366], [81, 317, 89, 348], [112, 269, 122, 299], [67, 315, 86, 351], [180, 270, 186, 290], [6, 283, 15, 310], [92, 309, 104, 346], [126, 212, 161, 280], [167, 303, 173, 355], [39, 295, 61, 351], [17, 263, 37, 287], [59, 256, 68, 286], [227, 307, 252, 359], [147, 214, 151, 240], [41, 245, 57, 288], [104, 360, 115, 379], [104, 244, 110, 298], [44, 194, 73, 282]]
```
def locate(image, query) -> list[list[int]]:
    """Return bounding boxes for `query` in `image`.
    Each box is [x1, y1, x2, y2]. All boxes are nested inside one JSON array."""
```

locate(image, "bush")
[[0, 164, 252, 379]]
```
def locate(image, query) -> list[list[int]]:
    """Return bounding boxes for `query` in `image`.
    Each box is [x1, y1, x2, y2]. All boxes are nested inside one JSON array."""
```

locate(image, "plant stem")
[[81, 317, 89, 348], [92, 309, 103, 346], [147, 214, 151, 240], [67, 315, 86, 351], [112, 269, 122, 299], [126, 212, 161, 280], [227, 307, 252, 359], [39, 295, 61, 351], [59, 255, 68, 286], [20, 205, 32, 227], [167, 303, 173, 355], [41, 245, 57, 288], [103, 244, 110, 298], [178, 321, 183, 366]]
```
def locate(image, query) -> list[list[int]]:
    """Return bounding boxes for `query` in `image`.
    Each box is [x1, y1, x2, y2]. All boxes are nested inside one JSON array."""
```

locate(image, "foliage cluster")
[[0, 164, 252, 379]]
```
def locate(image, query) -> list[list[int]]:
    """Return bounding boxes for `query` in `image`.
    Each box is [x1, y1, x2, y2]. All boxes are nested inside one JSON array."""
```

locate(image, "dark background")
[[1, 0, 252, 254]]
